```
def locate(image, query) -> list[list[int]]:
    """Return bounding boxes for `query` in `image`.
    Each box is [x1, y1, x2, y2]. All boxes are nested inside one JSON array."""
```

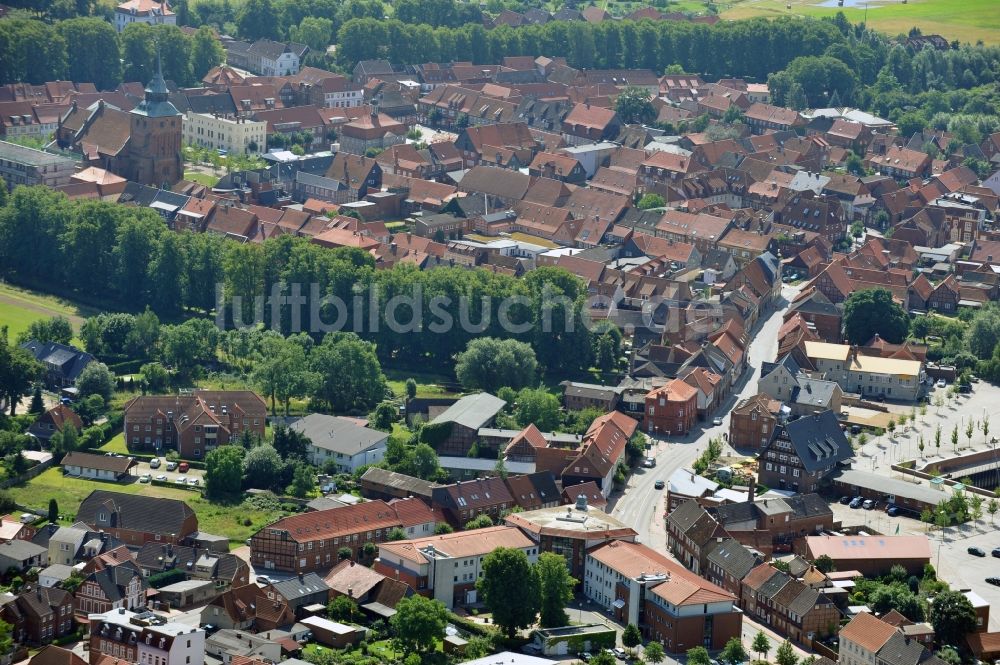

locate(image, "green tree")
[[76, 362, 114, 403], [370, 402, 397, 432], [622, 623, 642, 652], [140, 362, 170, 393], [390, 595, 448, 654], [843, 288, 909, 344], [464, 514, 494, 530], [289, 16, 333, 51], [404, 378, 417, 401], [638, 642, 665, 665], [286, 462, 316, 498], [688, 646, 712, 665], [815, 554, 835, 573], [20, 316, 74, 346], [189, 25, 224, 80], [386, 527, 407, 541], [237, 0, 280, 40], [478, 547, 540, 638], [47, 498, 58, 523], [637, 193, 666, 210], [965, 306, 1000, 360], [328, 595, 360, 622], [28, 386, 44, 415], [537, 552, 576, 628], [58, 17, 120, 90], [242, 444, 283, 491], [928, 589, 977, 646], [205, 445, 245, 499], [775, 641, 797, 665], [310, 333, 386, 413], [721, 638, 749, 665], [752, 631, 771, 663], [0, 327, 43, 416], [615, 85, 655, 124], [590, 652, 616, 665], [455, 337, 538, 392], [514, 387, 562, 431]]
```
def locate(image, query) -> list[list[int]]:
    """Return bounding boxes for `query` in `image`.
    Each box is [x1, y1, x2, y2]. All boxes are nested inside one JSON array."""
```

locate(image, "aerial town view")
[[1, 1, 1000, 665]]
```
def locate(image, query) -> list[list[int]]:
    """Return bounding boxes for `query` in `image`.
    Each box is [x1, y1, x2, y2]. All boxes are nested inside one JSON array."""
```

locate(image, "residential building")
[[839, 611, 901, 665], [504, 471, 561, 511], [0, 540, 47, 572], [182, 112, 266, 155], [729, 393, 781, 450], [249, 499, 435, 574], [244, 40, 308, 77], [802, 535, 931, 576], [20, 340, 94, 390], [713, 494, 834, 555], [75, 490, 199, 547], [505, 499, 637, 579], [645, 378, 698, 435], [430, 477, 514, 529], [290, 414, 388, 473], [584, 540, 742, 651], [114, 0, 176, 31], [135, 542, 250, 591], [28, 404, 84, 445], [665, 468, 719, 513], [323, 558, 412, 611], [374, 526, 537, 609], [560, 411, 638, 498], [704, 538, 762, 597], [61, 451, 138, 481], [75, 562, 146, 615], [804, 342, 924, 401], [0, 141, 76, 190], [122, 390, 267, 458], [665, 500, 727, 575], [257, 573, 330, 626], [88, 608, 205, 665], [740, 563, 839, 645], [757, 410, 851, 493], [559, 382, 620, 412], [0, 585, 74, 645], [338, 112, 407, 156]]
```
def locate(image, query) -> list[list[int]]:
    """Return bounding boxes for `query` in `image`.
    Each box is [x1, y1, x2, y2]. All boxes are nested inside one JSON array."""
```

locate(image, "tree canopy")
[[455, 337, 538, 393], [477, 547, 539, 638], [390, 595, 448, 654], [843, 288, 909, 345], [928, 589, 977, 646]]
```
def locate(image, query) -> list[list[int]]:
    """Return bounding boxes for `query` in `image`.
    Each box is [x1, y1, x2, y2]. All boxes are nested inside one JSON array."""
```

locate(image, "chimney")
[[748, 475, 756, 503], [298, 572, 304, 582]]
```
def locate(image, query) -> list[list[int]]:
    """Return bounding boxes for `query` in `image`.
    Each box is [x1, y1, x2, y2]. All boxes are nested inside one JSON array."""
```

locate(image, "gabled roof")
[[77, 490, 196, 537], [776, 410, 851, 473], [706, 538, 760, 580], [290, 414, 388, 457], [840, 612, 899, 653], [429, 393, 506, 430]]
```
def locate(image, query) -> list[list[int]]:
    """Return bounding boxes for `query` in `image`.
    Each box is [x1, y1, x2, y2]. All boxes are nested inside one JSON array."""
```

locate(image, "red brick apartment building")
[[123, 390, 267, 458], [645, 378, 697, 435], [250, 498, 436, 574]]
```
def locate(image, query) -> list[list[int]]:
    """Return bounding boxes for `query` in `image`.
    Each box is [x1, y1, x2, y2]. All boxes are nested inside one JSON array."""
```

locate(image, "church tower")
[[126, 53, 182, 187]]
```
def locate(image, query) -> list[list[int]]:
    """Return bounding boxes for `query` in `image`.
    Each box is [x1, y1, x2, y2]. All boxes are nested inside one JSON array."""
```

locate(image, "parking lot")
[[932, 525, 1000, 631], [133, 456, 206, 487]]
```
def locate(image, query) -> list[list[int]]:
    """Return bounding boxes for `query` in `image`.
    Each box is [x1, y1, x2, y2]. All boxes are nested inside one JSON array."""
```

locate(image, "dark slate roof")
[[712, 501, 758, 528], [778, 410, 852, 473], [76, 490, 196, 537], [19, 341, 94, 383], [786, 586, 823, 618], [706, 539, 760, 579], [271, 572, 328, 600], [784, 493, 834, 519], [761, 354, 802, 379], [88, 566, 142, 602], [187, 93, 238, 116], [666, 499, 719, 546], [758, 568, 791, 599], [790, 378, 839, 407]]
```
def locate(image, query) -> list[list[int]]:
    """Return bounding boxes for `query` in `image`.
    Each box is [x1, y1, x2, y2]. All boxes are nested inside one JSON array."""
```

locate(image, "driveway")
[[611, 284, 800, 546]]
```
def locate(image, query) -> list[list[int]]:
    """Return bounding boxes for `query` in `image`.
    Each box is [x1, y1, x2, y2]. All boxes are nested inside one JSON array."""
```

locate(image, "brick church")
[[57, 57, 182, 187]]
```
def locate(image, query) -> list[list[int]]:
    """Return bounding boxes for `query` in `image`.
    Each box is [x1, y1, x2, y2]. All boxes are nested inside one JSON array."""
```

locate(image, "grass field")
[[183, 171, 220, 187], [718, 0, 1000, 45], [9, 467, 284, 544], [0, 282, 97, 342], [385, 369, 461, 399]]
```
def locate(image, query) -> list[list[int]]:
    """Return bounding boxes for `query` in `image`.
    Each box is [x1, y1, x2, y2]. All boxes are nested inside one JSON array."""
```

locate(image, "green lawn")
[[385, 369, 460, 400], [9, 467, 284, 544], [720, 0, 1000, 45], [98, 432, 130, 455], [183, 171, 220, 187], [0, 282, 97, 343]]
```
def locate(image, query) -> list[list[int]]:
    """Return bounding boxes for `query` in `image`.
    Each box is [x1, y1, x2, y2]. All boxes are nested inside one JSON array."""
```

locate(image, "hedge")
[[148, 568, 186, 588]]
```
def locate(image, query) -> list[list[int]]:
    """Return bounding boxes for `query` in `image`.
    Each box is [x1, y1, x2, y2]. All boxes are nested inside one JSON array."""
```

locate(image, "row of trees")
[[0, 186, 600, 379], [0, 18, 223, 87]]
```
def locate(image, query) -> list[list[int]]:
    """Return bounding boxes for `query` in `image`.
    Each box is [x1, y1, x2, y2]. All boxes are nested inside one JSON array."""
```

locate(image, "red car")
[[178, 462, 189, 473]]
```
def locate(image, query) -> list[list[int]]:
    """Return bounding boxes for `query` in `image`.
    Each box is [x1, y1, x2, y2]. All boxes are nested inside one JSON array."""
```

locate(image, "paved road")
[[610, 284, 800, 547]]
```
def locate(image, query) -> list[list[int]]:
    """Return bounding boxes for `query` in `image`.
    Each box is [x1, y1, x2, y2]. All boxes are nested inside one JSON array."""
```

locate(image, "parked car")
[[139, 474, 151, 483], [839, 496, 852, 505], [712, 416, 724, 426], [992, 547, 1000, 558], [178, 462, 190, 473], [654, 480, 665, 490], [175, 476, 187, 484], [155, 474, 167, 482], [643, 458, 655, 468], [255, 575, 270, 585], [613, 647, 627, 659], [188, 478, 200, 486], [849, 497, 864, 509], [887, 506, 900, 517], [580, 653, 593, 663], [958, 384, 971, 394], [166, 461, 178, 471], [850, 424, 862, 435], [149, 458, 161, 469], [986, 577, 1000, 586], [968, 546, 986, 557], [936, 379, 947, 389]]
